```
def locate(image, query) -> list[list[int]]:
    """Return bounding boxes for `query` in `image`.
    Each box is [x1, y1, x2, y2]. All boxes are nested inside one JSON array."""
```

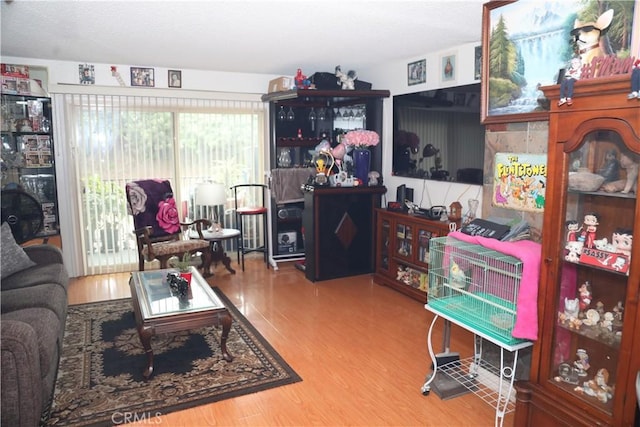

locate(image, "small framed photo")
[[168, 70, 182, 88], [130, 67, 155, 87], [79, 64, 95, 85], [440, 53, 456, 83], [407, 59, 426, 86]]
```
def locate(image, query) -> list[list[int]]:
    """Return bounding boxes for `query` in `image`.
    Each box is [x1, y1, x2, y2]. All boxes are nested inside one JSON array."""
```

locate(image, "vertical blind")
[[56, 93, 265, 275]]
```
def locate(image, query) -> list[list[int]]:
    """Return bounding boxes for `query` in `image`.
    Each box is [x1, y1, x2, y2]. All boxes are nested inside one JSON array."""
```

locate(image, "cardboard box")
[[268, 76, 293, 93]]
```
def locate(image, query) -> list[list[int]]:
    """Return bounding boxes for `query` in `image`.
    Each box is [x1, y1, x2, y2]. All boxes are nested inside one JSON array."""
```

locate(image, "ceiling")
[[1, 0, 485, 77]]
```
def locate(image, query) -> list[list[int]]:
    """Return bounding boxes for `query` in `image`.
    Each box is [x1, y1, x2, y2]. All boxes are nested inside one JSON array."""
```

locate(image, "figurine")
[[578, 281, 592, 312], [579, 212, 599, 249], [596, 301, 605, 316], [600, 312, 614, 331], [582, 309, 599, 326], [564, 297, 580, 319], [613, 301, 624, 321], [612, 228, 633, 258], [597, 149, 620, 183], [565, 220, 581, 242], [601, 152, 639, 194], [573, 349, 590, 376], [558, 57, 582, 107], [628, 58, 640, 100], [580, 368, 614, 403], [565, 241, 583, 262], [335, 65, 357, 90], [294, 68, 311, 89]]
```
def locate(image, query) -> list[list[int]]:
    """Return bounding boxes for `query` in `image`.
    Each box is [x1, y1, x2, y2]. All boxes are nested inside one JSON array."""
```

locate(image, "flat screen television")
[[392, 83, 485, 185]]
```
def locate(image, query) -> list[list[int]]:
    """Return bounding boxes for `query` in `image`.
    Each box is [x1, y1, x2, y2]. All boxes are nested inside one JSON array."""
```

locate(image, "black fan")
[[1, 189, 44, 244]]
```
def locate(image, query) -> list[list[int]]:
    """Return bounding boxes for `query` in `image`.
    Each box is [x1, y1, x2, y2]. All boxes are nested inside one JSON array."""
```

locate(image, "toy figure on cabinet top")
[[627, 58, 640, 100], [558, 57, 582, 107], [335, 65, 357, 90], [294, 69, 311, 89]]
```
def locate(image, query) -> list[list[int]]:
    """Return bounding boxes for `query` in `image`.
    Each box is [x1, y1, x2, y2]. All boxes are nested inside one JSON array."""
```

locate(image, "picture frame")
[[440, 53, 456, 83], [407, 59, 426, 86], [474, 45, 482, 81], [168, 70, 182, 88], [481, 0, 639, 124], [130, 67, 155, 87]]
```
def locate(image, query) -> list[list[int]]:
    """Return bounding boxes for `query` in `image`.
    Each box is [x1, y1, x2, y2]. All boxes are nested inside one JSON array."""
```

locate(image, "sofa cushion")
[[1, 283, 68, 330], [1, 262, 69, 293], [1, 308, 61, 381], [1, 222, 36, 279]]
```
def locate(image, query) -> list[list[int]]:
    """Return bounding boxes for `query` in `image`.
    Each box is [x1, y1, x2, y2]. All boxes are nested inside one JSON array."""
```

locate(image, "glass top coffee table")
[[129, 266, 234, 379]]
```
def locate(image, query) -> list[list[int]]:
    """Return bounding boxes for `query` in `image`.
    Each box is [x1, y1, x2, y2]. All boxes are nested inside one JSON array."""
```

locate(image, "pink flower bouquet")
[[342, 130, 380, 148]]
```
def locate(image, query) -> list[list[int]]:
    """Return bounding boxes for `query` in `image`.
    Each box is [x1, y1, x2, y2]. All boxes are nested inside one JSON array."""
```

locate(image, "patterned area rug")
[[45, 288, 301, 426]]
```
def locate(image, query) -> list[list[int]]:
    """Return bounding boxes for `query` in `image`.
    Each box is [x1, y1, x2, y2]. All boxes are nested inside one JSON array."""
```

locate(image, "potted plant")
[[170, 252, 193, 284]]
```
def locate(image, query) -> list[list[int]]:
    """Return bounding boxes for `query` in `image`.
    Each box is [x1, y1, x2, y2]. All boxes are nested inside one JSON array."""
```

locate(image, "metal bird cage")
[[428, 236, 525, 346]]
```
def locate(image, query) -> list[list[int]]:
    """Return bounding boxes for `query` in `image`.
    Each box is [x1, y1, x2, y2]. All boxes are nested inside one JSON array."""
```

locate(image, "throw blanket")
[[270, 168, 314, 204], [448, 231, 542, 341]]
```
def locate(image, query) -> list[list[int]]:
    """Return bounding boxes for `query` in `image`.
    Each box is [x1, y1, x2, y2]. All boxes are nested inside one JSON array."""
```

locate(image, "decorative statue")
[[612, 228, 633, 260], [600, 152, 638, 194], [627, 58, 640, 99], [578, 281, 592, 312], [579, 212, 599, 249], [573, 349, 590, 377], [597, 149, 620, 183], [565, 219, 581, 242], [335, 65, 357, 90], [570, 9, 614, 66], [558, 57, 582, 107]]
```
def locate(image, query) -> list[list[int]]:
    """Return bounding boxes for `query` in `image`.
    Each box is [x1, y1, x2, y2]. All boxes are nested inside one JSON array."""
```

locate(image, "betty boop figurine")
[[579, 212, 599, 249]]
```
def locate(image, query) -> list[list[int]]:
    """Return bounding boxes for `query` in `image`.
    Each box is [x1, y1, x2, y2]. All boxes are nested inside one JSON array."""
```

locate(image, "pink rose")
[[156, 198, 180, 234]]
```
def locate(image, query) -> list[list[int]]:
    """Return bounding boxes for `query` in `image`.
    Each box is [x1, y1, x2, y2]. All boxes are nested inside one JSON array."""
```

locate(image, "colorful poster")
[[493, 153, 547, 212]]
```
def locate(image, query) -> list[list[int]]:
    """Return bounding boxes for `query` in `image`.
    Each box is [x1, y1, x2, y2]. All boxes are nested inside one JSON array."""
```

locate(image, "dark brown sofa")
[[1, 244, 69, 427]]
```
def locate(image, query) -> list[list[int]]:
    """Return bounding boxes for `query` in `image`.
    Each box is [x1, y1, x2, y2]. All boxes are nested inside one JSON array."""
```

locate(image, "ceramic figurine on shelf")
[[565, 219, 581, 242], [573, 349, 590, 377], [579, 212, 599, 249], [597, 149, 621, 183], [578, 281, 592, 312], [612, 228, 633, 259], [565, 240, 583, 262], [564, 297, 580, 319], [580, 368, 614, 403], [613, 301, 624, 321]]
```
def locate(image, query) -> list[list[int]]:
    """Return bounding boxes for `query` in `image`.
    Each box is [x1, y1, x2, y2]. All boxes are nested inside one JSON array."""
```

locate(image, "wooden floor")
[[67, 256, 513, 427]]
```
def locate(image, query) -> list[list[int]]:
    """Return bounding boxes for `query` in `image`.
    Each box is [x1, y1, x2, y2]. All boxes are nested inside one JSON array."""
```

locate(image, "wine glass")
[[317, 108, 326, 121], [277, 106, 286, 121], [286, 107, 295, 121]]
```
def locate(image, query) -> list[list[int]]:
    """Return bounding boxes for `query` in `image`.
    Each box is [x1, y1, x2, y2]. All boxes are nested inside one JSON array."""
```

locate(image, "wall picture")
[[440, 53, 456, 83], [130, 67, 155, 87], [408, 59, 426, 86], [481, 0, 638, 124], [168, 70, 182, 88], [79, 64, 95, 85], [493, 153, 547, 212]]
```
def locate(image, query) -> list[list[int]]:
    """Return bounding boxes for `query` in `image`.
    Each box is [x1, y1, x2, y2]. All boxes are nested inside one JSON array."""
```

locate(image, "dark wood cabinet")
[[262, 89, 390, 269], [303, 186, 386, 282], [514, 76, 639, 426], [373, 209, 457, 302]]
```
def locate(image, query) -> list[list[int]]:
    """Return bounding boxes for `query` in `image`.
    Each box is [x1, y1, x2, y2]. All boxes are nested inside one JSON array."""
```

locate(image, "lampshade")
[[195, 183, 226, 206]]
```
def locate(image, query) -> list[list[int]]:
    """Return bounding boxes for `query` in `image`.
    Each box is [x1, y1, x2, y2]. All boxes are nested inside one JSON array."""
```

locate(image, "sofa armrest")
[[1, 320, 43, 427], [24, 244, 63, 266]]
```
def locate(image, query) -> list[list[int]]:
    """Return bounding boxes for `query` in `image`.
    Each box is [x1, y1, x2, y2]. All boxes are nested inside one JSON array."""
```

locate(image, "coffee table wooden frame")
[[129, 267, 234, 379]]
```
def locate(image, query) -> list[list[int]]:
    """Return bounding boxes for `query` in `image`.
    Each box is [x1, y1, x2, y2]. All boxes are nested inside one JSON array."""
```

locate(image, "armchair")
[[125, 179, 213, 277]]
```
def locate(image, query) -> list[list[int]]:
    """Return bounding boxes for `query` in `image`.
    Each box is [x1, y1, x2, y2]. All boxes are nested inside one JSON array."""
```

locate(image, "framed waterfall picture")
[[481, 0, 638, 124]]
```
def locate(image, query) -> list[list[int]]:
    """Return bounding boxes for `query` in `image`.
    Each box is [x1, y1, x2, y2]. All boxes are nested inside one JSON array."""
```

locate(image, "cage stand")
[[421, 307, 532, 427]]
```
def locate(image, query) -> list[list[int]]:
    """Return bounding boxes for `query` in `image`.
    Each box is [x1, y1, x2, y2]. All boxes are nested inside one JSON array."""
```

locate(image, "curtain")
[[55, 92, 265, 275]]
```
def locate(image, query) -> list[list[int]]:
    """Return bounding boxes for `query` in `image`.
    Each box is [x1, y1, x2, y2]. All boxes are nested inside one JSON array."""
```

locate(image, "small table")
[[129, 267, 234, 379], [188, 228, 240, 275]]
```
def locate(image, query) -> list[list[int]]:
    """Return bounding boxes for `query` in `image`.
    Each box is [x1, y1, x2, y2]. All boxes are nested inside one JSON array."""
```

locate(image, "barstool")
[[230, 184, 269, 271]]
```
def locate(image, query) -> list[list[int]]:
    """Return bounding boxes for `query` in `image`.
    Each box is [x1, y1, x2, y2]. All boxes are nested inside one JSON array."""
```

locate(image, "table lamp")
[[195, 183, 227, 232]]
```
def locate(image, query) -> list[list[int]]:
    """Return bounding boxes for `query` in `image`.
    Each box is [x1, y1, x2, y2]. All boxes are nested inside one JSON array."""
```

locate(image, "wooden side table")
[[188, 228, 240, 275]]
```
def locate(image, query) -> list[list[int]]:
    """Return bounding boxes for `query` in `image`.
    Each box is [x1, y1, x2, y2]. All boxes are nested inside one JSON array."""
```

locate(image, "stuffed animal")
[[335, 65, 357, 90]]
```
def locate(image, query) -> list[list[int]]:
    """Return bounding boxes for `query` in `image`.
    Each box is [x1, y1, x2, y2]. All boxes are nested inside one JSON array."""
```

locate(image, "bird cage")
[[428, 236, 525, 346]]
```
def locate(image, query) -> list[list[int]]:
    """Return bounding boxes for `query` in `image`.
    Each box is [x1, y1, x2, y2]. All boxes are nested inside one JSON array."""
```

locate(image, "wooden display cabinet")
[[514, 76, 639, 426], [373, 208, 457, 302]]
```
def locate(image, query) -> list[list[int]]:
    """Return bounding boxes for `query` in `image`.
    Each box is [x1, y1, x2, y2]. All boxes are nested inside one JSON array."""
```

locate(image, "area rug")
[[44, 288, 301, 426]]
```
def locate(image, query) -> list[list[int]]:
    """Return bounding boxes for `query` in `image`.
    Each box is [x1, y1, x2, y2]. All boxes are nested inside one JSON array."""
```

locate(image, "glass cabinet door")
[[416, 227, 435, 268], [549, 130, 635, 416], [378, 216, 390, 273], [395, 222, 413, 260]]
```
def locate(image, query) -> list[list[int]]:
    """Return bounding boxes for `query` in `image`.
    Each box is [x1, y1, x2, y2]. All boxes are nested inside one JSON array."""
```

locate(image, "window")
[[56, 93, 265, 275]]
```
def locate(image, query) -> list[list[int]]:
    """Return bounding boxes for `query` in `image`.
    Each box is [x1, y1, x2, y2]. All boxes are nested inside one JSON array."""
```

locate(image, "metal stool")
[[231, 184, 269, 271]]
